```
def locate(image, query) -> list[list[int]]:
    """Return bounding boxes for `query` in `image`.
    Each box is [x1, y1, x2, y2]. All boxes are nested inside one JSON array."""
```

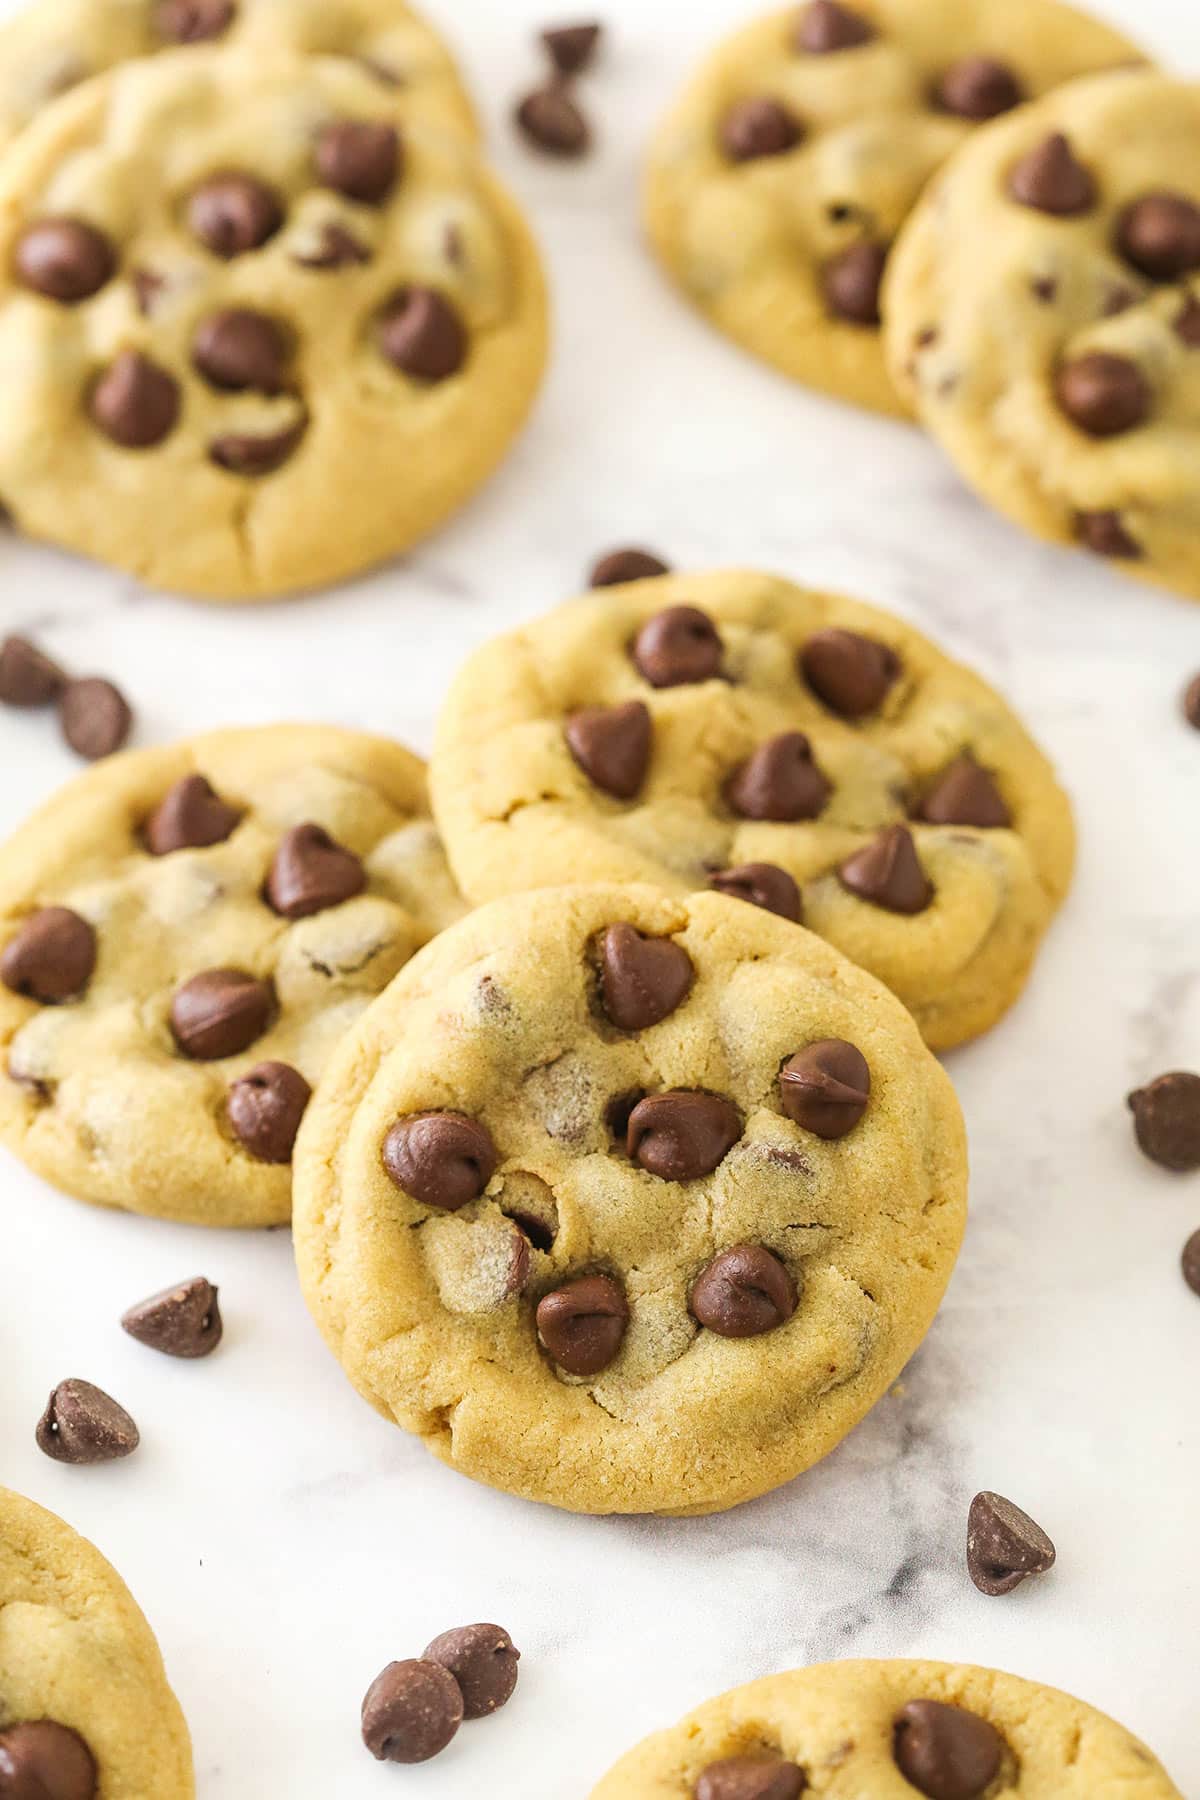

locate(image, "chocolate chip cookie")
[[590, 1659, 1182, 1798], [431, 570, 1075, 1050], [887, 70, 1200, 599], [292, 884, 966, 1515], [0, 1486, 194, 1798], [0, 49, 546, 599], [0, 0, 476, 154], [645, 0, 1144, 414], [0, 725, 465, 1227]]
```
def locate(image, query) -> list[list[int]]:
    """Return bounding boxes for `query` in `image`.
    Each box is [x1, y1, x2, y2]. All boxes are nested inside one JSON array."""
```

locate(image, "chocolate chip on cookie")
[[1007, 132, 1096, 215], [1, 907, 96, 1003], [516, 85, 591, 157], [536, 1273, 629, 1375], [0, 635, 67, 708], [597, 924, 693, 1030], [726, 733, 831, 821], [36, 1379, 140, 1464], [144, 774, 241, 854], [13, 218, 115, 303], [59, 676, 133, 760], [1075, 508, 1142, 559], [291, 222, 370, 270], [156, 0, 236, 42], [121, 1276, 223, 1359], [720, 97, 804, 162], [423, 1623, 520, 1718], [589, 547, 672, 587], [89, 352, 180, 449], [170, 968, 272, 1060], [917, 756, 1010, 828], [936, 57, 1024, 121], [633, 605, 723, 687], [690, 1244, 798, 1338], [893, 1699, 1003, 1799], [383, 1113, 498, 1211], [187, 171, 283, 257], [193, 308, 289, 393], [542, 23, 602, 77], [709, 863, 802, 922], [627, 1091, 741, 1179], [209, 417, 308, 476], [839, 825, 933, 914], [966, 1490, 1056, 1596], [799, 628, 898, 718], [565, 700, 652, 798], [780, 1040, 870, 1138], [1055, 352, 1151, 437], [361, 1659, 464, 1764], [316, 120, 400, 205], [1182, 1228, 1200, 1296], [822, 242, 888, 325], [228, 1061, 312, 1162], [265, 823, 366, 919], [1127, 1071, 1200, 1172], [1116, 192, 1200, 280], [377, 288, 467, 381], [795, 0, 876, 54], [0, 1721, 97, 1800], [695, 1756, 807, 1800]]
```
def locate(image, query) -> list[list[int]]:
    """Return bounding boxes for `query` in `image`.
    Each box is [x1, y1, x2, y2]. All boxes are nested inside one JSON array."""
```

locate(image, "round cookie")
[[292, 884, 967, 1515], [644, 0, 1145, 415], [0, 49, 546, 600], [430, 570, 1075, 1050], [0, 0, 477, 154], [590, 1659, 1182, 1797], [0, 1486, 194, 1798], [0, 724, 466, 1227], [886, 70, 1200, 600]]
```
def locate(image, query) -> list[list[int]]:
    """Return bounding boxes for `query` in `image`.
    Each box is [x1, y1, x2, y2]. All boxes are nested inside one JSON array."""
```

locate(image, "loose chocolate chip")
[[188, 172, 283, 258], [597, 923, 692, 1030], [780, 1039, 870, 1138], [1128, 1071, 1200, 1172], [89, 352, 180, 449], [228, 1061, 311, 1162], [541, 22, 602, 76], [193, 308, 287, 393], [1007, 132, 1095, 216], [893, 1700, 1003, 1800], [13, 218, 115, 303], [377, 288, 467, 381], [1183, 673, 1200, 729], [361, 1660, 463, 1764], [795, 0, 876, 53], [589, 547, 671, 587], [1183, 1228, 1200, 1295], [1076, 509, 1141, 560], [690, 1243, 798, 1338], [1056, 351, 1150, 438], [0, 1721, 98, 1800], [565, 700, 652, 798], [627, 1090, 741, 1180], [935, 56, 1023, 120], [720, 97, 804, 162], [144, 774, 241, 855], [1117, 192, 1200, 281], [709, 863, 803, 922], [917, 756, 1010, 828], [515, 86, 590, 157], [839, 824, 932, 914], [1, 908, 96, 1003], [1175, 293, 1200, 346], [800, 628, 899, 717], [121, 1276, 222, 1359], [209, 418, 307, 476], [822, 242, 888, 326], [423, 1624, 520, 1719], [170, 969, 272, 1060], [292, 222, 370, 269], [265, 823, 366, 919], [967, 1490, 1056, 1596], [316, 121, 401, 204], [0, 635, 67, 707], [697, 1757, 806, 1800], [383, 1112, 498, 1210], [726, 732, 831, 821], [59, 677, 132, 761], [633, 605, 723, 687], [156, 0, 235, 41], [36, 1379, 139, 1464], [536, 1273, 628, 1375]]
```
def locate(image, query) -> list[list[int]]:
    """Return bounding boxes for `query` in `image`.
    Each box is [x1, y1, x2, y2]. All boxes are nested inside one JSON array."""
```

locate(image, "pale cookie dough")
[[0, 0, 477, 153], [645, 0, 1144, 415], [0, 50, 547, 600], [0, 724, 466, 1227], [292, 884, 966, 1515], [0, 1487, 194, 1799], [590, 1659, 1182, 1798], [887, 70, 1200, 600], [431, 570, 1075, 1050]]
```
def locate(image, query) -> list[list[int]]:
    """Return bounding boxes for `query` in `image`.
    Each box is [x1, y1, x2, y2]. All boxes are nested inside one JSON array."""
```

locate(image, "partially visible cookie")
[[0, 1486, 194, 1798], [0, 0, 476, 153], [293, 884, 967, 1515], [645, 0, 1145, 414], [0, 50, 546, 599], [431, 569, 1075, 1049], [887, 70, 1200, 600], [0, 724, 466, 1227], [590, 1659, 1182, 1797]]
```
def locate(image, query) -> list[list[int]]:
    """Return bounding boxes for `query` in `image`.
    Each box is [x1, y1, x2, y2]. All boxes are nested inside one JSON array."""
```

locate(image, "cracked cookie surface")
[[589, 1658, 1182, 1798], [0, 49, 546, 600], [886, 70, 1200, 600], [431, 569, 1075, 1050], [0, 1486, 194, 1798], [644, 0, 1143, 415], [292, 884, 966, 1515], [0, 724, 465, 1227]]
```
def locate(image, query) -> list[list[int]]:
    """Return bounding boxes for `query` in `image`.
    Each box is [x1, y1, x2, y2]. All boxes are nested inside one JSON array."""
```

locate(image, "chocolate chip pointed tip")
[[423, 1623, 520, 1718], [170, 968, 272, 1061], [839, 824, 933, 914], [144, 773, 240, 854], [265, 822, 365, 919], [565, 699, 652, 799], [633, 605, 723, 687], [122, 1277, 223, 1359], [89, 353, 179, 450], [36, 1379, 139, 1464], [377, 287, 467, 381], [720, 97, 804, 162], [1007, 132, 1095, 215], [800, 627, 899, 717], [917, 756, 1010, 828], [598, 923, 693, 1031], [936, 56, 1023, 120], [726, 732, 830, 822], [966, 1490, 1056, 1595]]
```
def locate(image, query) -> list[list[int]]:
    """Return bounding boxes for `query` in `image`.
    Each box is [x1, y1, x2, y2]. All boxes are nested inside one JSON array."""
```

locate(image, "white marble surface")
[[0, 0, 1197, 1792]]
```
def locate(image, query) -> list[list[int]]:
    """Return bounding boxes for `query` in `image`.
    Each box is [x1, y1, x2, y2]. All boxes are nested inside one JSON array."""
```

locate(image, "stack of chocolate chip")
[[361, 1624, 520, 1765], [516, 20, 603, 157]]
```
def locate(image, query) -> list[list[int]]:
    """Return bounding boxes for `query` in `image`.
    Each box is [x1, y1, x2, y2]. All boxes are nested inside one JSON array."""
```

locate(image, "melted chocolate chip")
[[542, 23, 602, 76], [709, 863, 803, 922], [726, 732, 831, 821], [780, 1039, 870, 1138], [1056, 351, 1150, 437], [1128, 1071, 1200, 1172], [1116, 192, 1200, 281], [839, 824, 933, 914], [209, 418, 307, 476], [917, 756, 1010, 828], [144, 774, 241, 854], [292, 222, 370, 270], [690, 1243, 798, 1337], [188, 171, 283, 257], [627, 1091, 741, 1179], [565, 700, 652, 798], [89, 353, 180, 449], [935, 56, 1023, 120], [361, 1660, 463, 1764], [822, 242, 888, 325], [1076, 509, 1141, 559], [893, 1700, 1003, 1800], [265, 823, 365, 919], [696, 1760, 805, 1800], [966, 1490, 1056, 1596], [800, 628, 899, 717], [121, 1276, 222, 1359], [516, 86, 590, 157], [632, 605, 723, 687], [597, 923, 692, 1030], [170, 969, 272, 1060], [1007, 133, 1095, 215], [13, 218, 115, 303], [1, 907, 96, 1002], [193, 308, 288, 393], [36, 1379, 139, 1464], [0, 1721, 98, 1800], [536, 1273, 628, 1375], [720, 97, 804, 162], [228, 1061, 311, 1162], [0, 635, 67, 707], [377, 288, 467, 380], [795, 0, 876, 53], [589, 547, 671, 587], [156, 0, 236, 41], [315, 121, 401, 204], [423, 1624, 520, 1718], [383, 1113, 498, 1210]]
